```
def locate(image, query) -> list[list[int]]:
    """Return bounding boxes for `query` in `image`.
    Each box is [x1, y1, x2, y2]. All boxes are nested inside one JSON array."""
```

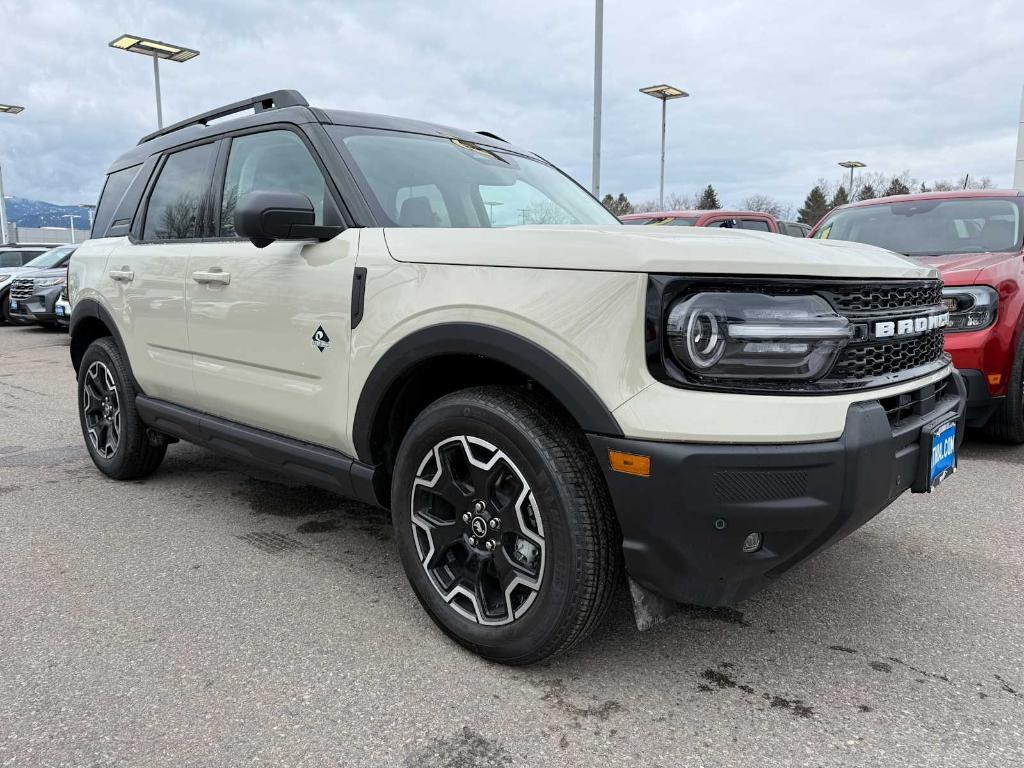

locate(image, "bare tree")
[[741, 194, 793, 220]]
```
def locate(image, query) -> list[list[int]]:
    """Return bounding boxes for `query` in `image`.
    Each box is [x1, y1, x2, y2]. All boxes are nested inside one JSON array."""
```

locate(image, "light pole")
[[79, 203, 97, 233], [63, 214, 81, 244], [0, 103, 25, 244], [640, 84, 689, 210], [109, 34, 200, 129], [592, 0, 603, 198], [839, 160, 865, 200]]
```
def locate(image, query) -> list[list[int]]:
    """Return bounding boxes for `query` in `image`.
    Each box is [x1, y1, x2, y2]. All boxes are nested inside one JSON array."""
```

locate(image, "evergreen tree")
[[616, 192, 633, 215], [696, 185, 721, 210], [797, 185, 830, 226], [600, 193, 635, 216], [885, 177, 911, 196], [857, 184, 877, 201], [830, 185, 850, 208]]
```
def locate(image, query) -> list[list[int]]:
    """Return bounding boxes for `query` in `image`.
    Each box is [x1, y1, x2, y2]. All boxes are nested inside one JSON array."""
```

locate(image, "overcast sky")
[[2, 0, 1022, 212]]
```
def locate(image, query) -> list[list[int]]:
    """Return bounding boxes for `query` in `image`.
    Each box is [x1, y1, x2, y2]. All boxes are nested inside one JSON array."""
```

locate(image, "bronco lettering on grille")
[[873, 311, 949, 339]]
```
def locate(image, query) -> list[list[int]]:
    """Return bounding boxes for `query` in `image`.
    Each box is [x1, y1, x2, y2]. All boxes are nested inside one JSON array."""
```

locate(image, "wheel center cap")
[[470, 516, 488, 537]]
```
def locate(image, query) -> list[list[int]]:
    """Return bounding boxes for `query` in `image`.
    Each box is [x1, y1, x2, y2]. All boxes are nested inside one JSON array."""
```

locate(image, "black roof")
[[108, 88, 532, 173]]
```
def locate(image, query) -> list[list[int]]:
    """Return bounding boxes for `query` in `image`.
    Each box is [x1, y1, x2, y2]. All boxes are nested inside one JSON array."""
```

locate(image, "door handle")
[[191, 269, 231, 285], [108, 268, 134, 283]]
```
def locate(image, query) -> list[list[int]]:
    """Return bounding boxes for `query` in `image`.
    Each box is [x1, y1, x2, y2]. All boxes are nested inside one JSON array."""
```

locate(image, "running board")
[[135, 396, 383, 508]]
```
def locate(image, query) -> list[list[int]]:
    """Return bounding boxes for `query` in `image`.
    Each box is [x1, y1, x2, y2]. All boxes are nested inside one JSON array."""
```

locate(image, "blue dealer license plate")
[[929, 420, 957, 489], [55, 305, 65, 317], [9, 300, 17, 311]]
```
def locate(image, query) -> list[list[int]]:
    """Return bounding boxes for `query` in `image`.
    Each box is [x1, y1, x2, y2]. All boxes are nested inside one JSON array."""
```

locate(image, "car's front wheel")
[[0, 290, 11, 325], [77, 337, 167, 479], [391, 386, 621, 665], [984, 336, 1024, 444]]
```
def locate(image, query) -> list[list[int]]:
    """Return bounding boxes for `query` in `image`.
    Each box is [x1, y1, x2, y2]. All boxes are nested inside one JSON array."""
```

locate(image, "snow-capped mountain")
[[3, 197, 93, 228]]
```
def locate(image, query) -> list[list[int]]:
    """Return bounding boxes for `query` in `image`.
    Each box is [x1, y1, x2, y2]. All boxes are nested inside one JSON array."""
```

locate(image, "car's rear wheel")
[[78, 337, 167, 479], [391, 386, 621, 665], [984, 336, 1024, 444]]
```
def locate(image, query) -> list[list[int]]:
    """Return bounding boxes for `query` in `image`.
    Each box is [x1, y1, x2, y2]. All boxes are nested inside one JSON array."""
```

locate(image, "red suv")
[[812, 190, 1024, 442], [620, 209, 809, 236]]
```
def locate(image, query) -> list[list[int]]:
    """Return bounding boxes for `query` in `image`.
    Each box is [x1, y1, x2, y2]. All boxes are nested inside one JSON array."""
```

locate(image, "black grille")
[[832, 329, 947, 381], [817, 281, 943, 316], [10, 278, 34, 301]]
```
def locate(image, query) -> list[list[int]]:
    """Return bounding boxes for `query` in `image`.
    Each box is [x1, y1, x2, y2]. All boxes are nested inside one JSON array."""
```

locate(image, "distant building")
[[5, 225, 89, 244]]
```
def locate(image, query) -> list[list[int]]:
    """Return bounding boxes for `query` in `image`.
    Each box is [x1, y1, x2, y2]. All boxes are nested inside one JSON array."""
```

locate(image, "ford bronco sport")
[[69, 90, 966, 664]]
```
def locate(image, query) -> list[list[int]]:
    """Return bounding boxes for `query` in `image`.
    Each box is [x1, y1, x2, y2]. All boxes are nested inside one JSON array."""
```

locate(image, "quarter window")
[[220, 130, 329, 236], [143, 144, 216, 240], [93, 164, 141, 237]]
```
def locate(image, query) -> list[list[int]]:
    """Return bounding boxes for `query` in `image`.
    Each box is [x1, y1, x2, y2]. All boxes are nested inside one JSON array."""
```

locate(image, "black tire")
[[984, 335, 1024, 444], [391, 386, 621, 665], [77, 337, 167, 480], [0, 290, 11, 325]]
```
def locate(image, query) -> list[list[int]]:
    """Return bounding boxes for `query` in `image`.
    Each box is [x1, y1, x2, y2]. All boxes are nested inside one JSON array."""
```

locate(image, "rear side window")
[[92, 165, 141, 237], [739, 219, 771, 232], [143, 144, 216, 240]]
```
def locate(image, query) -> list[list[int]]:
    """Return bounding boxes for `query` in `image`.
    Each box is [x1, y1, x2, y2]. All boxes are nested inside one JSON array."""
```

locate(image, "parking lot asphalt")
[[1, 323, 1022, 768]]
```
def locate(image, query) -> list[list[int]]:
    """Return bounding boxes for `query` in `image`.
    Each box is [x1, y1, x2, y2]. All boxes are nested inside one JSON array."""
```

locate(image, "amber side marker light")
[[608, 450, 651, 477], [988, 374, 1002, 386]]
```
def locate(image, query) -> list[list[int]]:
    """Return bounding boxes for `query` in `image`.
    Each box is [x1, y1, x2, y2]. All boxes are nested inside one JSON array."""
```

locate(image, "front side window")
[[220, 130, 329, 236], [143, 143, 216, 240], [815, 198, 1024, 256], [738, 219, 771, 232], [664, 217, 697, 227], [328, 127, 618, 228]]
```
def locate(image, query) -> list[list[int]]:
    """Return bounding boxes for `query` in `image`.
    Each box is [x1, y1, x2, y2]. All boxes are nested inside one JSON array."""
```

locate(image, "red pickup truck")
[[812, 190, 1024, 442], [620, 209, 810, 237]]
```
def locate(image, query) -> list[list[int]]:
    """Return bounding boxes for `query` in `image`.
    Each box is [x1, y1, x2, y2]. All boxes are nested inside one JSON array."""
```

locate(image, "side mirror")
[[234, 191, 342, 249]]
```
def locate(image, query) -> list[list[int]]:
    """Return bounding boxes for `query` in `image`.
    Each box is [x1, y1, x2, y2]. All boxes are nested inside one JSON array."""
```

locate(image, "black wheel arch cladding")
[[352, 323, 624, 465]]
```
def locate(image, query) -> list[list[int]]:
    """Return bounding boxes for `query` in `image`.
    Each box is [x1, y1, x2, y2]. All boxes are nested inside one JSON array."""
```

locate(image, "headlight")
[[0, 274, 10, 283], [941, 286, 997, 332], [34, 276, 67, 287], [665, 292, 852, 381]]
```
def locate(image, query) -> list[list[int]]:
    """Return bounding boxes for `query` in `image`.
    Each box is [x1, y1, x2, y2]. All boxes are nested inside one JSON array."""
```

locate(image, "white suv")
[[69, 90, 966, 664]]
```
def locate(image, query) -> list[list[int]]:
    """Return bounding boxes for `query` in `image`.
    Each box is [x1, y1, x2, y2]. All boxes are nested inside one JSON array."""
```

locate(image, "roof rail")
[[137, 89, 309, 145]]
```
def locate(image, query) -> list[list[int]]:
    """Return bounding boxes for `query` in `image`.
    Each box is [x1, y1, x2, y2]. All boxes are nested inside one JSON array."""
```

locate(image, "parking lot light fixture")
[[640, 84, 689, 210], [63, 214, 81, 244], [0, 103, 25, 243], [109, 34, 200, 129], [839, 160, 866, 199]]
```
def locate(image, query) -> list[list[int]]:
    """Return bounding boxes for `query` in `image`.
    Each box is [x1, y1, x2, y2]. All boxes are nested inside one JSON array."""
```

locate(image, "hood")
[[383, 225, 936, 280], [913, 251, 1019, 284], [23, 267, 68, 279], [0, 265, 42, 283]]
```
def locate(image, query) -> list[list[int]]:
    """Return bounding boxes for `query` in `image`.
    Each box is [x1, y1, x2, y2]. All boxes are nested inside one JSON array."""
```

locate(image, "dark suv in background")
[[5, 245, 77, 326]]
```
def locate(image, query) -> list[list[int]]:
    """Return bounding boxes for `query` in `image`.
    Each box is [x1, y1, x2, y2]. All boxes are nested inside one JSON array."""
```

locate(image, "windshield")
[[815, 198, 1023, 256], [327, 127, 618, 228], [24, 246, 75, 269]]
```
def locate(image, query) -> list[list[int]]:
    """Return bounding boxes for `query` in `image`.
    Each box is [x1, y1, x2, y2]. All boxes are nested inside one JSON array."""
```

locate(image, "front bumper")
[[959, 369, 1002, 428], [589, 371, 967, 607]]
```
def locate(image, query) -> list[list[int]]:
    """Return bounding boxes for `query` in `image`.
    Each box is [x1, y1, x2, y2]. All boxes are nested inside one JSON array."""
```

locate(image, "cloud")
[[1, 0, 1022, 209]]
